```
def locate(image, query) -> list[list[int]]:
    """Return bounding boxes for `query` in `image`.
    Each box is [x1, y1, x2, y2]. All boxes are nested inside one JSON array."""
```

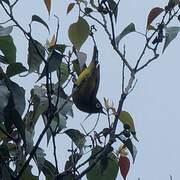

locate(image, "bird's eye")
[[96, 102, 101, 108]]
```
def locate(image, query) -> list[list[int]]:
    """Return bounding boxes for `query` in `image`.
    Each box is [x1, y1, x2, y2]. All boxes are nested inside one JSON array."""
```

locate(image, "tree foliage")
[[0, 0, 179, 179]]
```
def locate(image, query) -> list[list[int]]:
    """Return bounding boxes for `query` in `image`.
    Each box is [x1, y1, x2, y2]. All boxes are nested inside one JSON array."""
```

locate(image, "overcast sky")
[[1, 0, 180, 179]]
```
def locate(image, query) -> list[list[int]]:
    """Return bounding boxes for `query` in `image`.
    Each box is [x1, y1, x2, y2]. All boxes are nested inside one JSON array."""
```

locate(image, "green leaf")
[[163, 26, 180, 53], [42, 160, 56, 179], [107, 0, 118, 22], [32, 15, 50, 33], [55, 174, 74, 180], [37, 50, 63, 81], [54, 44, 68, 54], [68, 17, 89, 50], [86, 146, 119, 180], [1, 165, 14, 180], [0, 26, 13, 36], [43, 113, 67, 145], [57, 62, 70, 85], [168, 0, 179, 7], [0, 123, 8, 140], [146, 7, 164, 30], [65, 154, 82, 170], [6, 62, 27, 77], [34, 147, 46, 172], [115, 23, 136, 46], [28, 39, 45, 73], [20, 165, 39, 180], [12, 109, 25, 142], [52, 96, 73, 117], [3, 95, 25, 143], [0, 35, 16, 64], [28, 86, 48, 129], [90, 0, 98, 9], [84, 7, 93, 14], [0, 80, 10, 122], [72, 59, 81, 76], [119, 136, 137, 163], [6, 80, 26, 116], [0, 144, 10, 158], [65, 129, 86, 150], [25, 129, 34, 154]]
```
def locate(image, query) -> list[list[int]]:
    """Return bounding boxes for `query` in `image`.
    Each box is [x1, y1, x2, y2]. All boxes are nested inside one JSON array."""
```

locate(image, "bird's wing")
[[74, 46, 98, 87], [90, 64, 100, 100]]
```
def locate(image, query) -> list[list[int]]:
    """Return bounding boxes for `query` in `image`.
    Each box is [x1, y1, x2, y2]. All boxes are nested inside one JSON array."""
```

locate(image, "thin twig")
[[50, 127, 59, 173]]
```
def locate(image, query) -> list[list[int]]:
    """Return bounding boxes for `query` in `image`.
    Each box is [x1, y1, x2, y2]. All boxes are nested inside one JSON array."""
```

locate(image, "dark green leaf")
[[68, 17, 89, 50], [163, 26, 180, 53], [65, 129, 86, 150], [42, 160, 56, 179], [108, 0, 118, 22], [72, 59, 81, 76], [37, 50, 63, 81], [84, 7, 93, 14], [1, 165, 14, 180], [168, 0, 179, 7], [25, 129, 34, 154], [0, 144, 10, 158], [6, 62, 27, 77], [55, 173, 74, 180], [90, 0, 98, 9], [43, 113, 67, 145], [65, 153, 82, 170], [121, 138, 137, 163], [0, 26, 13, 36], [29, 86, 48, 130], [6, 80, 26, 116], [0, 35, 16, 64], [34, 147, 46, 172], [0, 123, 8, 140], [20, 165, 39, 180], [52, 95, 73, 118], [86, 146, 119, 180], [28, 39, 45, 73], [3, 95, 25, 143], [55, 44, 68, 54], [32, 15, 50, 33], [57, 62, 69, 85], [116, 23, 136, 46], [0, 80, 10, 122]]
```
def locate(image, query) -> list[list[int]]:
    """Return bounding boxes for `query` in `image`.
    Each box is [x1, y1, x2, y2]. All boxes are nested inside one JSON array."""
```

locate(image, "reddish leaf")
[[119, 155, 130, 180], [146, 7, 164, 30], [44, 0, 51, 16], [67, 3, 75, 14]]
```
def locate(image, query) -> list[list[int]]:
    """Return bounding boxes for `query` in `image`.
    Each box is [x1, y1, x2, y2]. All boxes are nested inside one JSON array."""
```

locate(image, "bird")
[[72, 46, 105, 114]]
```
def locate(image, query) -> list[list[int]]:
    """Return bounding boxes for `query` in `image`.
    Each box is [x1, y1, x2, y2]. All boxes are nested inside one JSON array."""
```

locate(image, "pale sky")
[[1, 0, 180, 180]]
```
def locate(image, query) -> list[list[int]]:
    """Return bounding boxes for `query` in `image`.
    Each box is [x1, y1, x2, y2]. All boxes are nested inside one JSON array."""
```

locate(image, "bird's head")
[[94, 99, 106, 115]]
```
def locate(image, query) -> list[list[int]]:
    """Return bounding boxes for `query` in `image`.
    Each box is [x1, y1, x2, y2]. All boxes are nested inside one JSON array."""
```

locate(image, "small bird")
[[72, 46, 105, 114]]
